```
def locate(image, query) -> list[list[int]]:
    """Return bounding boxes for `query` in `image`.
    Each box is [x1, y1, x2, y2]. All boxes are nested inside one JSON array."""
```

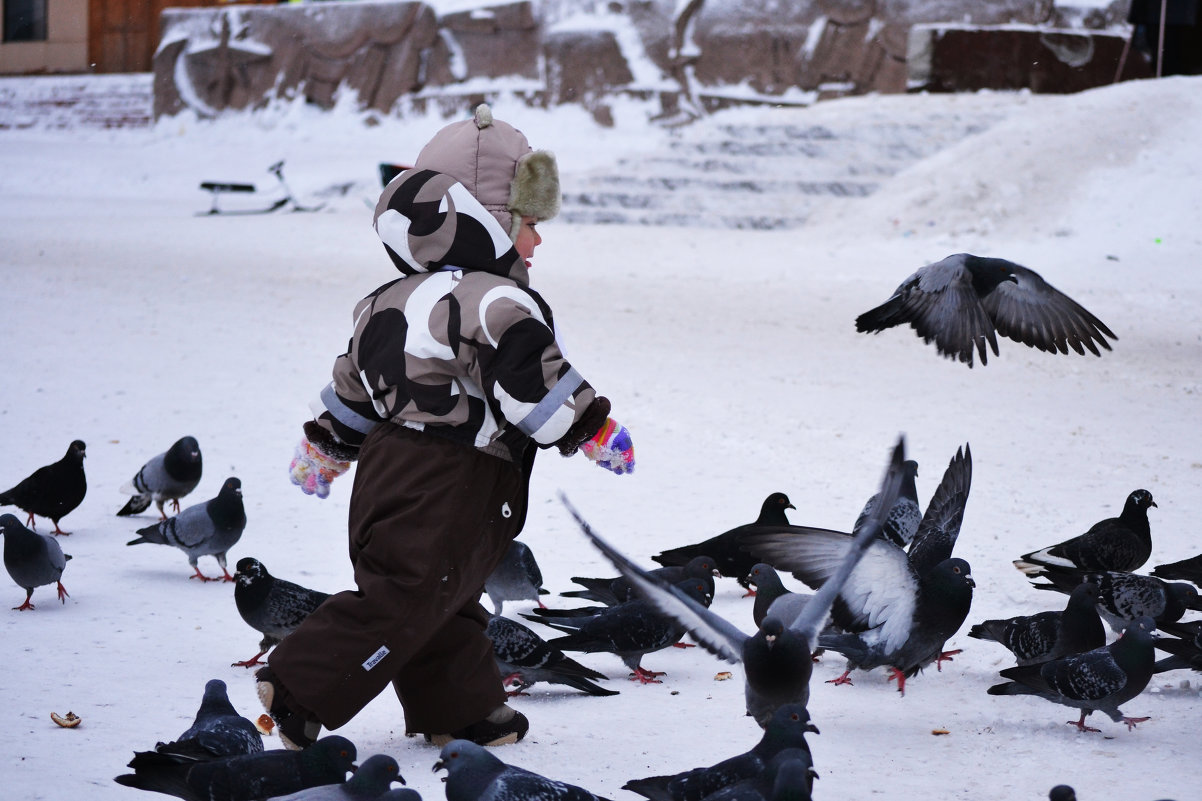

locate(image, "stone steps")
[[0, 73, 153, 130]]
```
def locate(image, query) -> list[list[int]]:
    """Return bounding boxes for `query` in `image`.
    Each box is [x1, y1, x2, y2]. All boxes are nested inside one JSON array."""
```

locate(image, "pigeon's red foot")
[[232, 651, 269, 668], [630, 667, 666, 684], [741, 588, 757, 598], [826, 669, 854, 687], [56, 581, 69, 603], [886, 667, 908, 696], [190, 568, 218, 582], [1067, 712, 1101, 732], [171, 499, 182, 513], [671, 642, 696, 649], [935, 649, 962, 671], [13, 591, 35, 611], [1122, 716, 1150, 731]]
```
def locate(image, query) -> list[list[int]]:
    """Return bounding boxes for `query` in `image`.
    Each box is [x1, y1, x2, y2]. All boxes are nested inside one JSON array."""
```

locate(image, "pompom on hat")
[[413, 104, 560, 241]]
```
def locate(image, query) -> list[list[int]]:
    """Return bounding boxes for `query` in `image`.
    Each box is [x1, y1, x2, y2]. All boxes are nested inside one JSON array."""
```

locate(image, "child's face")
[[515, 216, 542, 267]]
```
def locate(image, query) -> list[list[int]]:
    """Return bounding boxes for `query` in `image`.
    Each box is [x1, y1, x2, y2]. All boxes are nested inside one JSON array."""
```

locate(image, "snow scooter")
[[198, 160, 325, 215]]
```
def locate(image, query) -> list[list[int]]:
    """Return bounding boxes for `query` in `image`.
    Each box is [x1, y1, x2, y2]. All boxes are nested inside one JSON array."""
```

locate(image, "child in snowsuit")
[[257, 105, 635, 749]]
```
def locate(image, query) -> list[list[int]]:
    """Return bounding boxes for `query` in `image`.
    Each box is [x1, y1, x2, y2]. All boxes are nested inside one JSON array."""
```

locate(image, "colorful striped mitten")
[[581, 417, 635, 475], [289, 437, 350, 498]]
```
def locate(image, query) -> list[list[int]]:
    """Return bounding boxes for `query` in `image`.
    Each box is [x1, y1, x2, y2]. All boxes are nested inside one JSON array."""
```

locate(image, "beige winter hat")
[[413, 104, 560, 241]]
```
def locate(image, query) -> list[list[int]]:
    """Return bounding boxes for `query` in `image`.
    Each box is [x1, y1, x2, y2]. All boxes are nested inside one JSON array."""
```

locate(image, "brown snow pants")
[[268, 422, 529, 733]]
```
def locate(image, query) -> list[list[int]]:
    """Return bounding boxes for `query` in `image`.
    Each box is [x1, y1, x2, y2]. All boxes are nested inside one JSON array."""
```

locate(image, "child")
[[257, 105, 635, 750]]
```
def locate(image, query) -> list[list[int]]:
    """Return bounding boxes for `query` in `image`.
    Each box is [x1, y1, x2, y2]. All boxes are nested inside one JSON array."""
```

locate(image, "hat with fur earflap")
[[413, 104, 560, 241]]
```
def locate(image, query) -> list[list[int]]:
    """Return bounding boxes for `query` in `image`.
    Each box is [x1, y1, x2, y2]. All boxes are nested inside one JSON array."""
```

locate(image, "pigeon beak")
[[432, 759, 446, 773], [966, 573, 976, 588], [765, 634, 777, 646]]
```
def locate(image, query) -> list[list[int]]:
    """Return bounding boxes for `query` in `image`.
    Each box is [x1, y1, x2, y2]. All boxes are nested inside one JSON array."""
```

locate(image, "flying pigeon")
[[744, 444, 975, 695], [486, 614, 618, 697], [0, 439, 86, 535], [562, 555, 718, 607], [137, 679, 263, 762], [622, 703, 818, 801], [263, 754, 403, 800], [433, 738, 613, 801], [523, 578, 714, 684], [986, 616, 1157, 732], [483, 539, 548, 615], [127, 476, 246, 581], [968, 582, 1106, 665], [1151, 553, 1202, 586], [1031, 567, 1202, 633], [117, 436, 204, 519], [0, 513, 72, 610], [114, 734, 358, 800], [1014, 489, 1157, 576], [854, 253, 1117, 367], [232, 557, 331, 667], [651, 492, 796, 590], [559, 437, 909, 723]]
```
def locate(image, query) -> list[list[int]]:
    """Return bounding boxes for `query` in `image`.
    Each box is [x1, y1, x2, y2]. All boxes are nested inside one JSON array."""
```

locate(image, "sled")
[[198, 160, 325, 215]]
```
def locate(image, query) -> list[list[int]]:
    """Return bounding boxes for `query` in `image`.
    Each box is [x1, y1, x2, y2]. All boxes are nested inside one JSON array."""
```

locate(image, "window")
[[3, 0, 47, 43]]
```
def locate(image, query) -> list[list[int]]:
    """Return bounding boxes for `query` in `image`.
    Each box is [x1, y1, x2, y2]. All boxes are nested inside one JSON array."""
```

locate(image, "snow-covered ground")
[[1, 74, 1200, 801]]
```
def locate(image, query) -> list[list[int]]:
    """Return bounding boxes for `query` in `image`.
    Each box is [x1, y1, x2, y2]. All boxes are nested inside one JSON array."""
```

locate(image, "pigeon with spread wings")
[[558, 436, 908, 725]]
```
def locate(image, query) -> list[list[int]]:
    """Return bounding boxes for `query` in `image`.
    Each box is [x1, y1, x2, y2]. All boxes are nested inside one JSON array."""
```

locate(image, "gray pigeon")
[[968, 582, 1106, 665], [0, 439, 87, 535], [0, 513, 72, 610], [141, 679, 263, 762], [745, 444, 975, 695], [127, 476, 246, 581], [855, 253, 1117, 367], [118, 436, 204, 519], [433, 738, 613, 801], [559, 437, 908, 725], [486, 614, 617, 697], [115, 734, 357, 800], [987, 616, 1157, 731], [1031, 567, 1202, 633], [852, 458, 920, 548], [232, 557, 331, 667], [1014, 489, 1157, 576], [484, 539, 547, 615], [562, 555, 717, 607], [623, 703, 818, 801], [264, 754, 403, 799], [746, 564, 812, 630]]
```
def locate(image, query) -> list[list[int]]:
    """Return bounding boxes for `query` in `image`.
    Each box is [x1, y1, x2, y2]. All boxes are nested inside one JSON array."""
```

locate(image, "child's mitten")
[[289, 437, 350, 498], [580, 418, 635, 475]]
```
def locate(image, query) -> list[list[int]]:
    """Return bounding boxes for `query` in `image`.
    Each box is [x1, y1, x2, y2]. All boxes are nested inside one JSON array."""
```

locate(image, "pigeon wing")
[[906, 443, 972, 578], [980, 263, 1117, 356]]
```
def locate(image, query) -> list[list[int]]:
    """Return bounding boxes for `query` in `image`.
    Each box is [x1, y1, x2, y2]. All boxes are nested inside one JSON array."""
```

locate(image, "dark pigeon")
[[622, 703, 818, 801], [562, 555, 717, 607], [1014, 489, 1157, 576], [0, 439, 86, 535], [1151, 552, 1202, 586], [1152, 619, 1202, 674], [745, 444, 975, 695], [559, 437, 908, 724], [118, 436, 203, 519], [1048, 787, 1076, 801], [434, 738, 613, 801], [140, 679, 263, 762], [693, 749, 816, 801], [650, 492, 796, 590], [486, 614, 618, 697], [1031, 567, 1202, 633], [987, 616, 1157, 732], [523, 578, 714, 684], [232, 557, 331, 667], [0, 513, 72, 610], [114, 734, 357, 801], [854, 253, 1117, 367], [127, 477, 246, 582], [264, 754, 403, 799], [484, 539, 548, 615], [968, 582, 1106, 665]]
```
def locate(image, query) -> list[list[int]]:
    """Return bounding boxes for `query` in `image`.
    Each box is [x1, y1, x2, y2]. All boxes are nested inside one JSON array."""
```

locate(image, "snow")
[[2, 73, 1201, 801]]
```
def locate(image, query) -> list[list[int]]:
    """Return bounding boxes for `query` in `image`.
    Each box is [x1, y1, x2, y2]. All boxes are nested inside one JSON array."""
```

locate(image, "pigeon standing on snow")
[[744, 444, 976, 695], [987, 616, 1157, 732], [0, 439, 87, 535], [483, 539, 547, 615], [1031, 567, 1202, 633], [651, 492, 796, 590], [746, 563, 812, 629], [117, 436, 203, 519], [263, 754, 403, 800], [434, 738, 613, 801], [560, 437, 909, 723], [1014, 489, 1157, 576], [562, 554, 717, 607], [486, 614, 618, 697], [232, 557, 331, 667], [855, 253, 1117, 367], [114, 734, 357, 800], [134, 679, 262, 762], [968, 582, 1106, 666], [0, 513, 72, 610], [1151, 552, 1202, 586], [126, 476, 246, 581]]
